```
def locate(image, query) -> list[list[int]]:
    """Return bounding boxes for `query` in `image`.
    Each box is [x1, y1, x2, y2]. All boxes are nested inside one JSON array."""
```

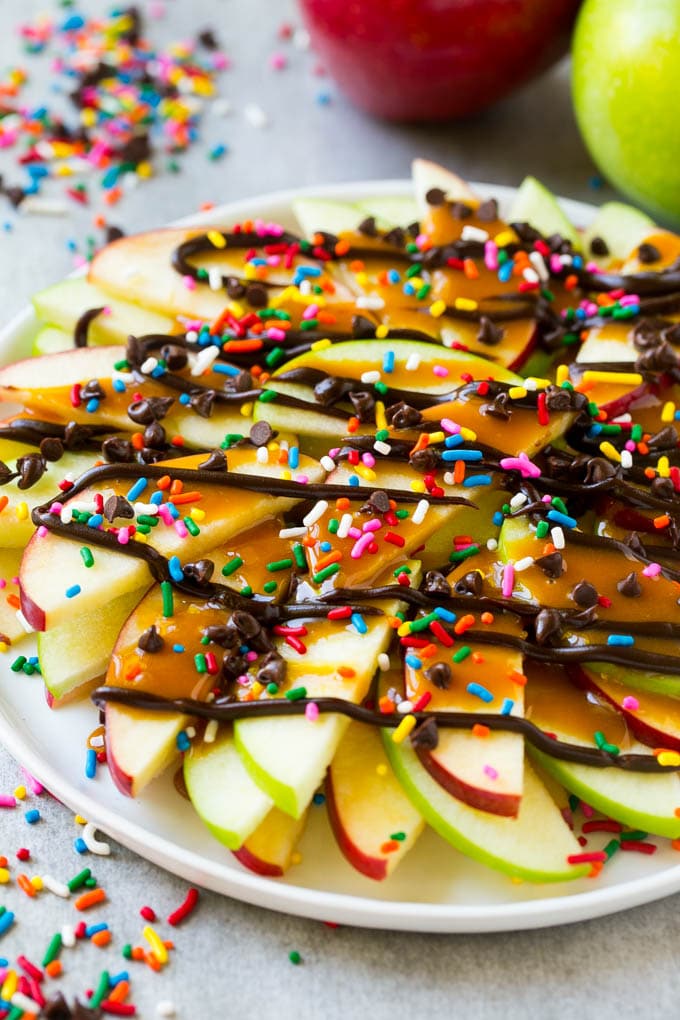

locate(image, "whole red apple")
[[300, 0, 581, 121]]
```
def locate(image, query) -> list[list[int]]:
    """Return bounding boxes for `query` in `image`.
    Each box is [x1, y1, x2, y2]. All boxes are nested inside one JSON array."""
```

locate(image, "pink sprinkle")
[[212, 52, 230, 71], [22, 771, 44, 795], [585, 302, 599, 317], [499, 453, 541, 479], [37, 526, 47, 538], [351, 532, 375, 559], [117, 527, 130, 545], [619, 294, 640, 307], [432, 365, 449, 378], [362, 518, 381, 532], [483, 765, 498, 780], [305, 702, 319, 722], [294, 474, 309, 484], [237, 675, 249, 686], [266, 255, 281, 267], [541, 494, 552, 503], [581, 802, 594, 819], [440, 419, 459, 435], [484, 241, 498, 271], [501, 562, 515, 598], [585, 261, 601, 273], [624, 440, 636, 452], [270, 52, 287, 70], [361, 452, 375, 468], [550, 255, 563, 274], [157, 506, 173, 526], [0, 580, 4, 590], [328, 447, 341, 458], [182, 276, 197, 291], [622, 695, 639, 711], [11, 576, 18, 585], [174, 520, 188, 538], [49, 502, 63, 515], [245, 650, 258, 662], [642, 562, 661, 578], [266, 327, 286, 341], [0, 795, 17, 809], [347, 526, 362, 540]]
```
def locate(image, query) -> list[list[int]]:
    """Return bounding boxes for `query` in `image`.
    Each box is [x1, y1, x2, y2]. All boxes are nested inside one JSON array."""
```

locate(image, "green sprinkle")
[[416, 283, 431, 300], [184, 517, 200, 536], [621, 829, 648, 842], [594, 730, 606, 749], [395, 509, 409, 519], [136, 514, 159, 527], [267, 557, 293, 572], [395, 611, 406, 621], [393, 564, 411, 577], [453, 645, 471, 663], [327, 518, 339, 535], [10, 656, 27, 673], [292, 543, 307, 570], [67, 867, 91, 892], [535, 520, 549, 539], [265, 347, 286, 368], [568, 794, 580, 812], [122, 943, 133, 960], [263, 580, 277, 593], [313, 563, 340, 584], [502, 503, 511, 514], [194, 653, 207, 674], [285, 686, 307, 701], [406, 263, 422, 279], [631, 424, 643, 442], [604, 838, 620, 860], [89, 971, 111, 1009], [562, 332, 580, 346], [375, 429, 389, 442], [540, 288, 554, 301], [588, 401, 600, 417], [196, 267, 208, 280], [409, 612, 438, 633], [266, 682, 279, 695], [551, 496, 568, 515], [161, 581, 174, 618], [42, 932, 62, 967], [136, 524, 151, 535], [602, 741, 620, 756], [22, 663, 36, 676], [599, 424, 622, 435], [390, 831, 406, 841], [113, 359, 130, 371], [449, 544, 479, 564], [240, 586, 253, 597], [289, 950, 302, 965], [222, 556, 243, 577], [201, 635, 210, 645], [80, 547, 94, 568], [258, 389, 278, 403], [300, 318, 318, 331], [374, 381, 388, 396], [84, 876, 97, 888]]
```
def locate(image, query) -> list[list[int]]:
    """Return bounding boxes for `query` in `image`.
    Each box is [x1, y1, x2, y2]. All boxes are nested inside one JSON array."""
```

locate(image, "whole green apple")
[[572, 0, 680, 226]]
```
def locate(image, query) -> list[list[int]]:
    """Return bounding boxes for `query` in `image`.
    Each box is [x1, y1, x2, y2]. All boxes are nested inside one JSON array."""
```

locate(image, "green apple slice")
[[508, 176, 580, 249], [356, 196, 419, 228], [292, 198, 364, 238], [32, 277, 175, 343], [384, 736, 589, 882], [411, 159, 478, 219], [582, 202, 655, 267], [32, 326, 73, 357]]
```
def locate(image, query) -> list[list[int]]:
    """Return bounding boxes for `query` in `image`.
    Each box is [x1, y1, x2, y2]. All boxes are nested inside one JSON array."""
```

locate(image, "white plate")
[[2, 179, 680, 934]]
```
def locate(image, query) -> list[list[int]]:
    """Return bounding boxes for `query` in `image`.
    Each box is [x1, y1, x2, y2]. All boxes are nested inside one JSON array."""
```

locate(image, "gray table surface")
[[0, 2, 676, 1018]]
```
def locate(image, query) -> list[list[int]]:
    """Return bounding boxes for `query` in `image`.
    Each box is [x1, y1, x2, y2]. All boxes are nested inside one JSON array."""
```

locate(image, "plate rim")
[[2, 177, 680, 933]]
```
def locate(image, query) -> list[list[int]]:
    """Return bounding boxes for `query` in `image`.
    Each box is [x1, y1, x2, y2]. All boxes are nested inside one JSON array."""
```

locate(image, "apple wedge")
[[507, 176, 580, 250], [412, 159, 478, 220], [20, 447, 325, 631], [233, 806, 308, 877], [571, 665, 680, 751], [326, 718, 424, 880], [581, 202, 655, 268], [0, 547, 26, 646], [32, 277, 175, 344]]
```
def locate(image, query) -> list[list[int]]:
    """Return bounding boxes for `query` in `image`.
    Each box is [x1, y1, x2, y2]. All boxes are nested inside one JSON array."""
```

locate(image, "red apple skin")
[[19, 582, 46, 633], [231, 846, 284, 878], [416, 748, 520, 817], [300, 0, 581, 122], [506, 327, 537, 374], [324, 773, 388, 881], [104, 723, 135, 798]]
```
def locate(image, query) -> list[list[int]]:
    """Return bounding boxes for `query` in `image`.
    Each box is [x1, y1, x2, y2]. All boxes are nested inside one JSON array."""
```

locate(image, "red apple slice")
[[232, 807, 308, 877]]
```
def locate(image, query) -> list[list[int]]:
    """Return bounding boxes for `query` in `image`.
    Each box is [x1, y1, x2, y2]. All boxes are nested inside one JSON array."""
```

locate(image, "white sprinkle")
[[560, 254, 573, 266], [212, 98, 232, 117], [209, 266, 223, 292], [15, 610, 35, 634], [244, 103, 269, 128], [293, 27, 311, 48], [440, 330, 456, 349], [405, 353, 421, 372], [20, 197, 68, 216], [61, 924, 77, 948], [620, 450, 633, 469], [443, 471, 455, 486], [529, 251, 549, 281], [82, 822, 111, 857], [185, 330, 199, 344], [11, 994, 40, 1015], [113, 371, 134, 385], [191, 346, 220, 376], [377, 652, 390, 671], [551, 526, 565, 550], [337, 512, 353, 539], [278, 526, 307, 539], [461, 225, 489, 242], [514, 556, 535, 572], [373, 440, 391, 455], [298, 279, 313, 296], [524, 377, 538, 391], [134, 502, 159, 516], [509, 492, 528, 509], [186, 726, 196, 739], [303, 500, 328, 527], [522, 267, 540, 284], [41, 874, 70, 898], [204, 719, 219, 744], [486, 538, 498, 551], [60, 506, 73, 524], [157, 1003, 177, 1018], [256, 446, 269, 464], [412, 499, 429, 525], [360, 370, 381, 384], [279, 440, 289, 452], [611, 412, 632, 423], [320, 456, 336, 472], [355, 295, 385, 311], [397, 700, 414, 714]]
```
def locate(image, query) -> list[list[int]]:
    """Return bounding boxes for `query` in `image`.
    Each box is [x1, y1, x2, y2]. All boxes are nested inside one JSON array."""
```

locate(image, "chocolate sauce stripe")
[[91, 686, 675, 774]]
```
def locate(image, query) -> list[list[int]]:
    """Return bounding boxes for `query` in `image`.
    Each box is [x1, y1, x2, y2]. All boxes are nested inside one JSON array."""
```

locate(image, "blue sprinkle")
[[572, 255, 583, 269], [463, 474, 492, 487], [179, 392, 191, 405], [0, 956, 8, 966], [403, 282, 415, 296], [546, 509, 577, 529], [312, 792, 326, 805], [575, 308, 587, 320], [65, 585, 81, 599], [25, 809, 41, 824], [168, 555, 184, 582], [176, 731, 191, 752], [501, 698, 515, 716], [85, 748, 97, 780], [434, 606, 456, 623], [126, 477, 148, 502], [173, 644, 185, 653], [74, 837, 88, 854], [209, 143, 227, 160], [441, 449, 483, 462], [212, 362, 240, 376], [26, 163, 49, 179], [0, 912, 15, 936], [28, 656, 39, 665], [110, 972, 129, 986], [151, 365, 166, 379], [492, 511, 504, 526], [113, 378, 126, 393], [288, 446, 300, 470], [165, 502, 180, 520], [348, 475, 360, 486], [294, 265, 321, 278], [316, 90, 332, 105], [61, 13, 85, 30], [387, 270, 400, 285], [86, 398, 100, 413], [351, 613, 368, 635], [587, 424, 603, 438], [444, 433, 464, 449], [466, 682, 494, 703], [607, 634, 635, 646], [87, 513, 104, 528], [382, 350, 395, 372], [319, 541, 332, 553], [66, 238, 78, 252], [405, 654, 422, 670], [85, 923, 108, 937], [498, 262, 513, 283], [150, 491, 163, 505], [675, 411, 680, 421]]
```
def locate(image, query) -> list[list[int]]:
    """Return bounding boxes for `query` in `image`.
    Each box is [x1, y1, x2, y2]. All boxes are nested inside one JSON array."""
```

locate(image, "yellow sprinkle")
[[555, 364, 570, 386], [494, 229, 517, 247], [392, 715, 417, 743], [460, 427, 477, 442], [427, 431, 445, 444], [250, 681, 264, 698], [239, 402, 254, 418], [31, 876, 43, 891], [271, 286, 296, 307], [280, 469, 292, 481], [409, 276, 424, 289], [376, 325, 389, 339], [374, 400, 387, 432], [13, 785, 26, 800], [1, 971, 18, 1000], [429, 299, 447, 318], [409, 480, 426, 493], [291, 852, 303, 865], [599, 441, 621, 463], [80, 108, 96, 127], [508, 387, 527, 400], [75, 814, 87, 825], [581, 370, 643, 387], [134, 532, 148, 544], [189, 507, 206, 522], [376, 763, 388, 776], [0, 868, 9, 884], [136, 161, 153, 179], [243, 263, 257, 280], [355, 271, 368, 288], [268, 441, 280, 452], [525, 377, 551, 390], [228, 300, 245, 317], [143, 925, 168, 965], [657, 455, 670, 478], [355, 464, 376, 482], [658, 751, 680, 767], [0, 642, 8, 654], [661, 401, 676, 423], [454, 297, 478, 312], [16, 502, 28, 521], [310, 338, 332, 351], [54, 164, 74, 177], [207, 230, 226, 249], [397, 622, 412, 637]]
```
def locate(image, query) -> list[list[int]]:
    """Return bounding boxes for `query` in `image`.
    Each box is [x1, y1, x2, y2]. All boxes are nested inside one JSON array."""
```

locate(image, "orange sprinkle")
[[588, 861, 604, 878], [337, 666, 355, 678], [311, 232, 325, 246], [471, 653, 485, 664], [420, 643, 438, 659], [409, 433, 430, 455], [674, 808, 680, 818], [302, 536, 316, 548], [92, 930, 111, 948], [46, 961, 62, 978], [654, 515, 671, 529], [125, 665, 142, 681], [108, 981, 130, 1003], [380, 840, 399, 854], [131, 947, 145, 961], [454, 614, 475, 635], [170, 479, 183, 496], [472, 724, 490, 738], [335, 497, 350, 511], [510, 670, 528, 686], [223, 339, 264, 353], [334, 240, 350, 256], [564, 273, 578, 291], [317, 311, 337, 325], [316, 550, 343, 571], [347, 416, 359, 434], [349, 259, 364, 273], [378, 696, 395, 714], [672, 839, 680, 851], [638, 442, 649, 455], [463, 258, 479, 280], [171, 491, 202, 505], [278, 449, 289, 466], [145, 952, 162, 972], [453, 459, 466, 484], [156, 475, 171, 490], [75, 887, 107, 910], [480, 612, 494, 625], [209, 308, 231, 335], [387, 615, 402, 629], [542, 542, 557, 555], [6, 594, 20, 610], [171, 436, 185, 448], [17, 873, 36, 897]]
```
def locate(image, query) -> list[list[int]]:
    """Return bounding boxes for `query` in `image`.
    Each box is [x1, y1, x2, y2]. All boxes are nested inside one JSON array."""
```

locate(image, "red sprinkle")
[[327, 606, 352, 620], [167, 886, 200, 926], [140, 905, 156, 922], [284, 635, 307, 655], [16, 848, 30, 861], [582, 820, 622, 834], [70, 383, 81, 408], [567, 852, 607, 864], [619, 841, 657, 855], [99, 1002, 137, 1016]]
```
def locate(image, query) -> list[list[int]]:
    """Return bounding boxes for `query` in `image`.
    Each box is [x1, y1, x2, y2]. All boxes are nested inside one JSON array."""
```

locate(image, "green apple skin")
[[572, 0, 680, 226]]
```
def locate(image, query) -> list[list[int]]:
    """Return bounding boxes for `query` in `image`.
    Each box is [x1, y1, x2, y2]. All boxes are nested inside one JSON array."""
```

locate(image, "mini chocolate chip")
[[189, 390, 217, 418], [647, 426, 678, 450], [39, 437, 64, 461], [409, 447, 439, 472], [250, 421, 274, 447], [425, 187, 446, 206], [0, 460, 15, 484], [512, 221, 542, 244], [351, 314, 377, 339], [103, 494, 134, 522], [161, 343, 188, 370], [632, 317, 667, 351], [476, 316, 504, 346], [626, 531, 646, 556], [480, 392, 512, 420], [204, 624, 240, 649], [534, 608, 562, 644], [126, 334, 144, 367], [422, 570, 451, 597], [476, 198, 498, 222], [589, 235, 609, 257], [222, 652, 248, 680], [198, 449, 228, 471], [454, 570, 483, 597], [105, 225, 125, 243], [245, 283, 268, 308], [534, 552, 565, 579], [183, 559, 215, 585], [143, 422, 166, 450], [5, 186, 26, 208], [348, 389, 375, 423], [637, 242, 661, 264], [102, 437, 133, 462], [127, 396, 174, 425], [138, 624, 164, 653], [365, 489, 391, 514], [450, 201, 473, 220], [424, 661, 452, 690], [651, 476, 675, 499], [232, 611, 261, 639], [16, 453, 46, 490], [198, 27, 219, 48], [584, 456, 617, 484], [617, 571, 642, 598], [662, 322, 680, 345], [571, 580, 599, 608], [544, 386, 573, 412], [256, 652, 286, 686], [410, 717, 439, 750], [226, 277, 245, 299], [63, 422, 92, 449], [383, 226, 405, 247], [80, 379, 105, 401], [358, 215, 378, 237], [42, 993, 73, 1020], [313, 375, 346, 405], [636, 339, 679, 372], [386, 401, 423, 429]]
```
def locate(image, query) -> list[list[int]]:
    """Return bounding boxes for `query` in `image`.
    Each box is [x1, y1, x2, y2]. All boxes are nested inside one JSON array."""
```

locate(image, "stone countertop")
[[1, 2, 678, 1018]]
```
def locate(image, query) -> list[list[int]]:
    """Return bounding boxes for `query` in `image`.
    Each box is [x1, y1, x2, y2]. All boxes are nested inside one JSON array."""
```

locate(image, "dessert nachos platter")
[[2, 162, 680, 932]]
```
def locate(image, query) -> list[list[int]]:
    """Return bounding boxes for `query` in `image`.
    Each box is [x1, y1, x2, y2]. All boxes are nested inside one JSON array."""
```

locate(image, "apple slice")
[[621, 230, 680, 273], [32, 326, 72, 357], [356, 196, 419, 228], [326, 719, 424, 880], [525, 664, 680, 839], [571, 664, 680, 751], [292, 199, 364, 238], [507, 176, 580, 249], [582, 202, 655, 267], [20, 448, 325, 631], [0, 547, 26, 646], [412, 159, 478, 219], [32, 277, 175, 344], [233, 806, 308, 877]]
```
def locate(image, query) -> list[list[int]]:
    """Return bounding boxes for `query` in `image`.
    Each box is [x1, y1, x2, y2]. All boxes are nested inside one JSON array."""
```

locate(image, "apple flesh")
[[0, 547, 26, 647], [32, 277, 175, 344], [326, 719, 424, 880], [233, 806, 308, 877]]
